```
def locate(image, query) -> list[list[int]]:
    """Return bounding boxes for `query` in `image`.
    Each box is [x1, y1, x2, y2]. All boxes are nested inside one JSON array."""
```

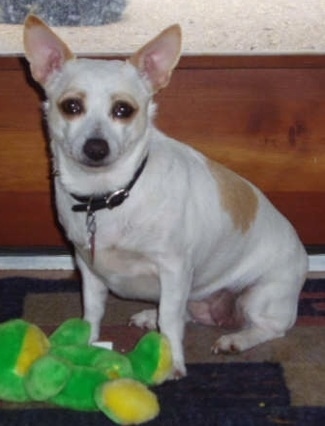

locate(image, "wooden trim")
[[178, 54, 325, 70], [3, 53, 325, 72]]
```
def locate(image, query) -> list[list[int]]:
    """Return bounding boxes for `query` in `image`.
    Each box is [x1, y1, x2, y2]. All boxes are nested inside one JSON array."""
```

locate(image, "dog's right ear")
[[23, 15, 75, 86]]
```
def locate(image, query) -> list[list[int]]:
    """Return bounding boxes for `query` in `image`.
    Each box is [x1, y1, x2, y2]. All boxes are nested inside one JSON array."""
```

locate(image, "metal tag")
[[86, 203, 97, 264]]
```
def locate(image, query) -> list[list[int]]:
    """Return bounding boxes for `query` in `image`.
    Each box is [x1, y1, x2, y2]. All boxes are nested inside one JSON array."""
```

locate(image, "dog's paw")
[[211, 333, 245, 354], [212, 326, 274, 354], [169, 364, 187, 380], [129, 309, 158, 330]]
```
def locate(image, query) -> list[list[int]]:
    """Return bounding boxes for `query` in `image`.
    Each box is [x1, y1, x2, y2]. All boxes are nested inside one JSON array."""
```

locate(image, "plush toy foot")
[[0, 319, 50, 402], [26, 354, 109, 411], [25, 355, 71, 400], [127, 331, 173, 385], [95, 379, 159, 425], [49, 318, 91, 346]]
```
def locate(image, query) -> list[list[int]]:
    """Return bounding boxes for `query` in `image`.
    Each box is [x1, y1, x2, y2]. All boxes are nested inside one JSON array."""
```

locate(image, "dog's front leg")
[[76, 253, 109, 342], [158, 260, 192, 379]]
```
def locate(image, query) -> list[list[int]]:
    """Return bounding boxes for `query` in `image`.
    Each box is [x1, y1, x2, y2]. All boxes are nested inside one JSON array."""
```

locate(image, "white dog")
[[24, 15, 308, 378]]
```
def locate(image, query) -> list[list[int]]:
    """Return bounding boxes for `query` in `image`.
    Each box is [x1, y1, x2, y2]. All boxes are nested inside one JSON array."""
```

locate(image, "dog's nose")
[[83, 138, 110, 162]]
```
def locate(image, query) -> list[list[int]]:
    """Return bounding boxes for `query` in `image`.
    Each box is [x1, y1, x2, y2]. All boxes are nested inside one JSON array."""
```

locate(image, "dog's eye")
[[111, 101, 135, 120], [60, 98, 84, 116]]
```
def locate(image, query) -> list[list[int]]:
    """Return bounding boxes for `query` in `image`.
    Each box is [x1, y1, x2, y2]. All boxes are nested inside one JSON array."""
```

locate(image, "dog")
[[24, 15, 308, 378]]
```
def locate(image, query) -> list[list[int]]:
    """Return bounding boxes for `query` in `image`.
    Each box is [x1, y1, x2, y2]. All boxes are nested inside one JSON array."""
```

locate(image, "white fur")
[[24, 16, 308, 378]]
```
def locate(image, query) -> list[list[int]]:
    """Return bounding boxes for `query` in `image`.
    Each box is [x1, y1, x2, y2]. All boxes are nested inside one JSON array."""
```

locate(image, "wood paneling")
[[1, 56, 325, 247], [0, 192, 66, 247], [156, 67, 325, 193]]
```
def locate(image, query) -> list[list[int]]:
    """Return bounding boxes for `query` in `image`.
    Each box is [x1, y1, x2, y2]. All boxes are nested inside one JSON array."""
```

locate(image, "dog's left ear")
[[23, 14, 75, 86], [129, 24, 182, 93]]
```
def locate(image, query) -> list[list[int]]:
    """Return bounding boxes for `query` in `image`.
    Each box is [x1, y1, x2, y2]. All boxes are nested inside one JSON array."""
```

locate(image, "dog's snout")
[[83, 138, 110, 163]]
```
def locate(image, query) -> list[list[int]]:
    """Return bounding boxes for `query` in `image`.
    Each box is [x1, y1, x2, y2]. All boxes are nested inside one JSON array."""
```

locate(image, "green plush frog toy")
[[0, 318, 173, 425]]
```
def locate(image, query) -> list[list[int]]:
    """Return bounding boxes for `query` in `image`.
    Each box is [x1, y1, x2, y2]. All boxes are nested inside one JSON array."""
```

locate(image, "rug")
[[0, 276, 325, 425]]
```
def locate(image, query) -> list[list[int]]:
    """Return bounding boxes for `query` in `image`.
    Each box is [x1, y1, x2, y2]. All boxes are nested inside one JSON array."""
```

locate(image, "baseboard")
[[0, 254, 75, 270], [308, 254, 325, 272], [0, 254, 324, 272]]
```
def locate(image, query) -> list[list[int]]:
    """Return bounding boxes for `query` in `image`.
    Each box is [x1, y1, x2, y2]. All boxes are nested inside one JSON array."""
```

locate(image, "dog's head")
[[23, 15, 181, 171]]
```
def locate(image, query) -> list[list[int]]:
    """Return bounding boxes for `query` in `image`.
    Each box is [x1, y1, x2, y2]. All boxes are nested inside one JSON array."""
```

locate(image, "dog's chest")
[[62, 205, 157, 277], [91, 246, 157, 278]]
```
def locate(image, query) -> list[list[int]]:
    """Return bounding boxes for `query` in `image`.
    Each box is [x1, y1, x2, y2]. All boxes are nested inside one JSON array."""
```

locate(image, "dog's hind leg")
[[212, 278, 304, 354], [76, 254, 109, 342]]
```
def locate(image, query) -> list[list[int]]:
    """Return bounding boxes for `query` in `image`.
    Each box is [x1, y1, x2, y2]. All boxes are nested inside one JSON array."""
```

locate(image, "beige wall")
[[1, 0, 325, 56]]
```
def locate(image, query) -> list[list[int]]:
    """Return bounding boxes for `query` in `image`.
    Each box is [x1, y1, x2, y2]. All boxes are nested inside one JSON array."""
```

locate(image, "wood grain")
[[156, 67, 325, 193], [1, 57, 325, 247], [0, 192, 66, 247]]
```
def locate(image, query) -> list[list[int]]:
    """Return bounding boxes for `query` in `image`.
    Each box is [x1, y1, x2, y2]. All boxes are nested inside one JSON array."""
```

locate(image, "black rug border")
[[1, 406, 325, 426]]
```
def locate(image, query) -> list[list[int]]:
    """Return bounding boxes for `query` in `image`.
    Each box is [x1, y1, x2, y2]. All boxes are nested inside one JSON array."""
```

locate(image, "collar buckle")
[[105, 189, 129, 210]]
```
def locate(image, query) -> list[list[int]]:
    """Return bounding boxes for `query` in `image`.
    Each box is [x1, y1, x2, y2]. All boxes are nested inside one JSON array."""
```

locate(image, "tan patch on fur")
[[208, 160, 258, 233]]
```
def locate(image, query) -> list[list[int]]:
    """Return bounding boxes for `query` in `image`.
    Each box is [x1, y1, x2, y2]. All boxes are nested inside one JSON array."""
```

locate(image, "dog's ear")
[[23, 15, 75, 86], [129, 24, 181, 93]]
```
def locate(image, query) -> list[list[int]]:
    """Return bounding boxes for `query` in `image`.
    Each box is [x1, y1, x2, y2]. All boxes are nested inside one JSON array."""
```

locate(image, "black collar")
[[71, 155, 148, 212]]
